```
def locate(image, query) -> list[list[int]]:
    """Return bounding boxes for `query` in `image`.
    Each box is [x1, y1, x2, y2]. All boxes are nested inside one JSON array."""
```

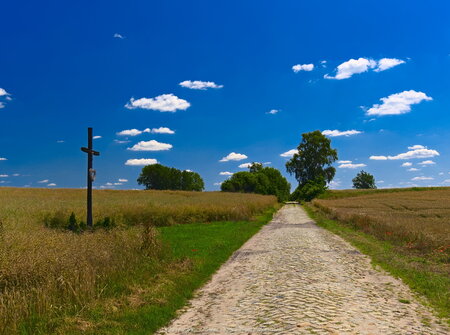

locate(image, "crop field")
[[314, 188, 450, 253], [0, 187, 277, 334], [309, 187, 450, 319]]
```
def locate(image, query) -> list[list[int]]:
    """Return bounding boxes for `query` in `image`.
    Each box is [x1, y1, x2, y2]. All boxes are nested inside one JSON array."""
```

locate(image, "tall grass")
[[0, 188, 277, 333]]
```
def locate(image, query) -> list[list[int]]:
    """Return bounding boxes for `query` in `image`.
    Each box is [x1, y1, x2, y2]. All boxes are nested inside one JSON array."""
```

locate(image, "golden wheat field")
[[0, 187, 277, 333], [313, 189, 450, 253]]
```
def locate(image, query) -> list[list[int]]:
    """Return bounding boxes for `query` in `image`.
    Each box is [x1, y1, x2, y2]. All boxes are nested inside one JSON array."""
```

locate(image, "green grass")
[[318, 186, 450, 200], [303, 203, 450, 324], [47, 208, 276, 334]]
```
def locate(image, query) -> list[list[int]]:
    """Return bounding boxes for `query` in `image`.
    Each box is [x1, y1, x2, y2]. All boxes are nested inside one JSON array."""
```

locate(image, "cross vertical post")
[[81, 127, 100, 228]]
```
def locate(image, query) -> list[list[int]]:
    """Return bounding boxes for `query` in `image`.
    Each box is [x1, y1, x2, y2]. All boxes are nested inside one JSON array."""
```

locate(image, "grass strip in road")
[[51, 208, 277, 335], [303, 203, 450, 324]]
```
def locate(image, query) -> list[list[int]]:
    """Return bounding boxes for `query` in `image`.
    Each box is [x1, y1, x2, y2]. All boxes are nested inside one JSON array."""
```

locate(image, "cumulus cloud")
[[419, 160, 436, 165], [114, 33, 125, 39], [292, 64, 314, 72], [47, 183, 56, 187], [338, 162, 367, 169], [338, 160, 352, 164], [0, 174, 8, 178], [328, 179, 341, 189], [145, 127, 175, 134], [37, 179, 49, 183], [412, 176, 434, 181], [324, 58, 377, 80], [219, 152, 248, 162], [213, 182, 222, 186], [179, 80, 223, 90], [117, 129, 142, 136], [125, 94, 190, 112], [128, 140, 172, 151], [408, 168, 420, 171], [0, 88, 9, 96], [325, 57, 405, 80], [374, 58, 405, 72], [369, 145, 439, 161], [366, 90, 432, 116], [322, 130, 362, 137], [114, 139, 131, 144], [0, 157, 7, 161], [93, 136, 102, 140], [238, 163, 252, 169], [125, 158, 158, 166], [118, 179, 128, 182], [266, 109, 280, 115], [280, 149, 297, 158], [219, 171, 233, 176], [402, 162, 413, 167]]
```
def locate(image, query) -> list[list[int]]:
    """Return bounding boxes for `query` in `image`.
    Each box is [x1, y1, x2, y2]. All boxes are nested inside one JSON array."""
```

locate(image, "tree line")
[[137, 130, 376, 200]]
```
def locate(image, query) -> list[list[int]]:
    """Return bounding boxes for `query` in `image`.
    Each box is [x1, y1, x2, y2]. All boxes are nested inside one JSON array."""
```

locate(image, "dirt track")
[[157, 205, 449, 334]]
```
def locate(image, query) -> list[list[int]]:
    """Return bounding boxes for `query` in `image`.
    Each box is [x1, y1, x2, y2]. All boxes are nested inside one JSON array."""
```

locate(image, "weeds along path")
[[157, 205, 448, 335]]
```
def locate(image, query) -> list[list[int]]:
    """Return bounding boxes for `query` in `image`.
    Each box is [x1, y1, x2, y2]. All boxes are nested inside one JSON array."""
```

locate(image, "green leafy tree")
[[286, 130, 338, 200], [352, 170, 376, 189], [221, 163, 290, 201], [137, 164, 204, 191]]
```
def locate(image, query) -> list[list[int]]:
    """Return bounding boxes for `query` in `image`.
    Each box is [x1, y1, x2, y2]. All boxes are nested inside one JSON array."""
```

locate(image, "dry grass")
[[313, 189, 450, 255], [0, 187, 277, 333]]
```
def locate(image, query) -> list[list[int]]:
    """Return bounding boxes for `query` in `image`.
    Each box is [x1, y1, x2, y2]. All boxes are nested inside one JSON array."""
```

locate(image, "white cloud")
[[0, 102, 4, 109], [419, 160, 436, 165], [117, 129, 142, 136], [338, 163, 367, 169], [238, 163, 252, 169], [0, 158, 7, 161], [47, 183, 56, 187], [0, 88, 9, 96], [113, 33, 125, 39], [408, 168, 420, 171], [118, 178, 128, 182], [374, 58, 405, 72], [146, 127, 175, 134], [0, 174, 8, 178], [266, 109, 280, 115], [12, 173, 19, 176], [370, 145, 439, 161], [125, 158, 158, 166], [56, 140, 65, 143], [114, 139, 131, 144], [128, 140, 172, 151], [412, 176, 434, 181], [443, 179, 450, 183], [325, 58, 376, 80], [292, 64, 314, 73], [213, 182, 222, 186], [219, 152, 248, 162], [219, 171, 233, 176], [338, 160, 352, 164], [439, 172, 444, 176], [93, 136, 102, 140], [114, 182, 123, 186], [408, 145, 425, 150], [322, 129, 362, 137], [179, 80, 223, 90], [328, 179, 341, 189], [37, 179, 49, 183], [366, 90, 432, 116], [280, 149, 297, 158], [125, 94, 190, 112], [402, 162, 413, 167]]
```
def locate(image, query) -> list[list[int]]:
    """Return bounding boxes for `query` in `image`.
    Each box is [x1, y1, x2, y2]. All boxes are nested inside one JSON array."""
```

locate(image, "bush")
[[290, 177, 327, 202], [137, 164, 204, 191], [221, 163, 290, 202]]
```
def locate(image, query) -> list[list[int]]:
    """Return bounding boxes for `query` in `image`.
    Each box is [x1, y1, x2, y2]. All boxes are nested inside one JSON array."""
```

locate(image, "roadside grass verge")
[[318, 186, 450, 200], [304, 203, 450, 323], [51, 208, 276, 334]]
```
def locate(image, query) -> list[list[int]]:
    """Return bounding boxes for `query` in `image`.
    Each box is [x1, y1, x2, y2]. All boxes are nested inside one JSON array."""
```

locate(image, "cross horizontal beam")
[[81, 147, 100, 156]]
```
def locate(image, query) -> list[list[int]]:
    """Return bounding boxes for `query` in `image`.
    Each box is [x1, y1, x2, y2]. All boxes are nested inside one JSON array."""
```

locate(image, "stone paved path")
[[157, 205, 449, 334]]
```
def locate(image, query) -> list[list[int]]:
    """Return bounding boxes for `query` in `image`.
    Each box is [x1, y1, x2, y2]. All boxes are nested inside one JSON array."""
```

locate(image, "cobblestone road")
[[157, 205, 449, 334]]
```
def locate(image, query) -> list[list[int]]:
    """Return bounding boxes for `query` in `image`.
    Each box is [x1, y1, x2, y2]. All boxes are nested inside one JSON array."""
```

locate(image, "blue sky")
[[1, 0, 450, 190]]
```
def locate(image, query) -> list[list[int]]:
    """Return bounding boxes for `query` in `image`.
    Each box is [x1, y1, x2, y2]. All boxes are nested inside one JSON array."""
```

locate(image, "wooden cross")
[[81, 127, 100, 228]]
